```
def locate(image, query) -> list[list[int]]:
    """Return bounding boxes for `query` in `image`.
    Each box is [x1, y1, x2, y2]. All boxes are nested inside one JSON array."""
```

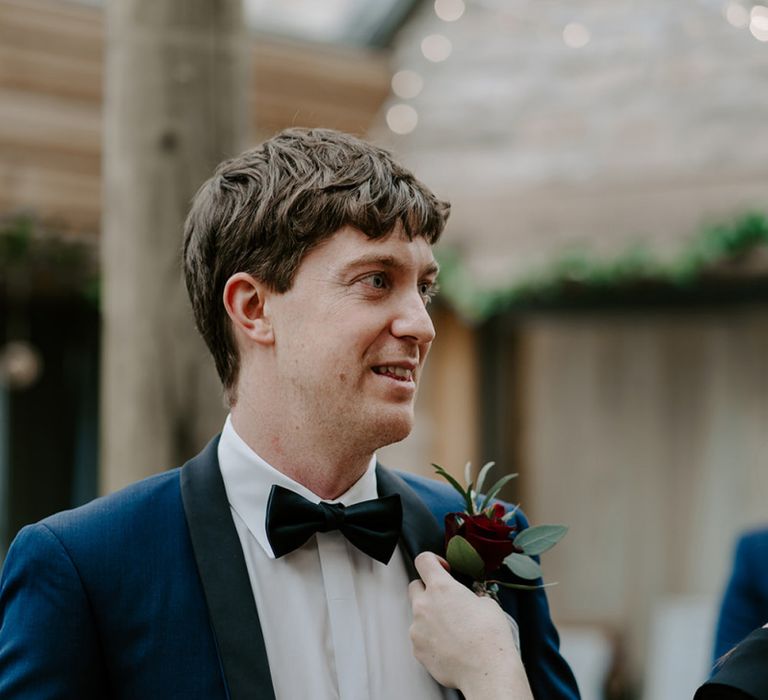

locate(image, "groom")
[[0, 128, 579, 698]]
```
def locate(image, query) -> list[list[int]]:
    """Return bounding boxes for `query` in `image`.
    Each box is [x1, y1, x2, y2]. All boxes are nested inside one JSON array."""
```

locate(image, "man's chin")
[[369, 410, 414, 450]]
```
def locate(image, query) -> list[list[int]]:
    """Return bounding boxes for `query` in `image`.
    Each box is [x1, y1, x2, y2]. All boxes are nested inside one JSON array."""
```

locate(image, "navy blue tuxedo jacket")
[[0, 437, 579, 699]]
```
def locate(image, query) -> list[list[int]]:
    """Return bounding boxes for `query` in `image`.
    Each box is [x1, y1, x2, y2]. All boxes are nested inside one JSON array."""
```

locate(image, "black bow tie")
[[265, 484, 403, 565]]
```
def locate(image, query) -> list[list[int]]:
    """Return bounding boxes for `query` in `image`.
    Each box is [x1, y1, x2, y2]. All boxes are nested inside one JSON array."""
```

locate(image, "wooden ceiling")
[[0, 0, 391, 236]]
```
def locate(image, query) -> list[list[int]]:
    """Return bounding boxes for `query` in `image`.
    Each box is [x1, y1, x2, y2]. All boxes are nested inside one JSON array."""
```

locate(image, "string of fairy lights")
[[385, 0, 464, 135], [385, 0, 768, 136], [725, 1, 768, 37]]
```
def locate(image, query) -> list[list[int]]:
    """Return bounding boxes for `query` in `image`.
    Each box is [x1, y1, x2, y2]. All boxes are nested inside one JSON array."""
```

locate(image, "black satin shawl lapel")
[[180, 436, 276, 700], [375, 464, 444, 581]]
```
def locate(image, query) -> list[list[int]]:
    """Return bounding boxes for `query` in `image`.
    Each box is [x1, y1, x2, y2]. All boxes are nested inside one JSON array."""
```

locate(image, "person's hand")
[[408, 552, 534, 700]]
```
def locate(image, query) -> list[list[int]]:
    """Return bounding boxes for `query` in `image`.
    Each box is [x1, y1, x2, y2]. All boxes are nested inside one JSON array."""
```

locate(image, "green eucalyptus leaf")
[[479, 473, 518, 511], [503, 552, 543, 580], [469, 489, 477, 515], [474, 461, 496, 495], [501, 505, 520, 522], [513, 524, 569, 556], [464, 461, 473, 489], [446, 535, 485, 579], [492, 580, 559, 591], [432, 464, 468, 498], [433, 464, 474, 513]]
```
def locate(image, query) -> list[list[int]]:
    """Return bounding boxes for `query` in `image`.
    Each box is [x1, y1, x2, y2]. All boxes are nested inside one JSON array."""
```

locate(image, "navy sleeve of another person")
[[713, 528, 768, 663]]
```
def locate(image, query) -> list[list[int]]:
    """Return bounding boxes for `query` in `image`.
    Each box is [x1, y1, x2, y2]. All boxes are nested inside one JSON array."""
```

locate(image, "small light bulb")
[[562, 22, 590, 48], [421, 34, 453, 62], [391, 70, 424, 99], [724, 2, 749, 28], [386, 104, 418, 135], [434, 0, 465, 22]]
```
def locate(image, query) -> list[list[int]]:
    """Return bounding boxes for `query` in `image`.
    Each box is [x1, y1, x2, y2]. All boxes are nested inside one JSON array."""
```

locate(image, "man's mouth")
[[372, 365, 414, 382]]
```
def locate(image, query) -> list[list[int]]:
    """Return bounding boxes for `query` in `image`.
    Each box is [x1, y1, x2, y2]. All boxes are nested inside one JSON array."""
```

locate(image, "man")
[[712, 527, 768, 661], [696, 625, 768, 700], [692, 528, 768, 700], [0, 128, 579, 698]]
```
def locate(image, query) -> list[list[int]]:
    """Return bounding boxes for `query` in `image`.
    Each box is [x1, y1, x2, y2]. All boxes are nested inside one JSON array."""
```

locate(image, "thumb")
[[414, 551, 451, 586]]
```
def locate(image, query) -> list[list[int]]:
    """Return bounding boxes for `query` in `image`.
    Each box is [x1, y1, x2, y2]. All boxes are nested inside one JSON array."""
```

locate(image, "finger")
[[408, 578, 425, 603], [414, 551, 451, 586]]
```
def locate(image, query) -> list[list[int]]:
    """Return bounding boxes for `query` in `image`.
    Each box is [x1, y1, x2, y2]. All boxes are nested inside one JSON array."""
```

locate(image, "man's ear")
[[222, 272, 274, 345]]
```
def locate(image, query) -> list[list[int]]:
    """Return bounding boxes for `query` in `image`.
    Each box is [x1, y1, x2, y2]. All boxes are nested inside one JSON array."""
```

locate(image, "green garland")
[[0, 214, 98, 303], [437, 212, 768, 321]]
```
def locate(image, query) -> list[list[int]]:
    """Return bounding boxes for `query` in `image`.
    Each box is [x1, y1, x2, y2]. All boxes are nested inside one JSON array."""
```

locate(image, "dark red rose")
[[445, 509, 522, 575]]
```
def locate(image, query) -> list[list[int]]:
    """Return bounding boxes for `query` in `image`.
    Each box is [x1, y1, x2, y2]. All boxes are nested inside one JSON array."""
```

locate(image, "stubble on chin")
[[361, 408, 415, 453]]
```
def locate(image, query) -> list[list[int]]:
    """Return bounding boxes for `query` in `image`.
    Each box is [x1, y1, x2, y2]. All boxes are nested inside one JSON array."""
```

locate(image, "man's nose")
[[391, 291, 436, 344]]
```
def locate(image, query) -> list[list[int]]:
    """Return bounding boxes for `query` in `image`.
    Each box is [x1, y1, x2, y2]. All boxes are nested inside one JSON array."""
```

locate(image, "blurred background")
[[1, 0, 767, 697]]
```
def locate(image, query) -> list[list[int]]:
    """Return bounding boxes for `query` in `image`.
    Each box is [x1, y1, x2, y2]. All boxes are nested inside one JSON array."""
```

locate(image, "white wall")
[[521, 306, 768, 683]]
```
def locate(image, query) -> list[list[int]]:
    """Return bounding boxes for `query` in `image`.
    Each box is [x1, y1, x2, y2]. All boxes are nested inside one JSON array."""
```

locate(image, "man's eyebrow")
[[339, 254, 440, 276]]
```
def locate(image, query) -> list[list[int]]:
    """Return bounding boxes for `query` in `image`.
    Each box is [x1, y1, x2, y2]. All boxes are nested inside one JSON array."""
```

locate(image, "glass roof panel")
[[69, 0, 415, 47], [245, 0, 415, 46]]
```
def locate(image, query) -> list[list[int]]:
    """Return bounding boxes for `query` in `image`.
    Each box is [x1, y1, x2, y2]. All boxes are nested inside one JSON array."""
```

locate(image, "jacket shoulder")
[[394, 470, 530, 530], [42, 466, 181, 521], [395, 471, 464, 509], [735, 527, 768, 556], [32, 468, 184, 561], [0, 465, 223, 698]]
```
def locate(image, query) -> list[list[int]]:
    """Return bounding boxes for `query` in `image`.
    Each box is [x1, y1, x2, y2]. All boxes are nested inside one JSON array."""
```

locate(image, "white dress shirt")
[[218, 416, 457, 700]]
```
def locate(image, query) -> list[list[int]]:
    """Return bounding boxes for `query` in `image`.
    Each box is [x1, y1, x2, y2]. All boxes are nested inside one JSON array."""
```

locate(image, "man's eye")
[[364, 273, 386, 289], [420, 281, 439, 303]]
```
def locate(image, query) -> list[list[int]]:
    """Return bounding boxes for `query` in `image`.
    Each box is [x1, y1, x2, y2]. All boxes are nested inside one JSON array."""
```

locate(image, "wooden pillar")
[[101, 0, 248, 492]]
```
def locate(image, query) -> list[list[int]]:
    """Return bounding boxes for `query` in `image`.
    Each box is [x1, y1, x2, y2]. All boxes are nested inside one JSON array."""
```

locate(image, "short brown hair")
[[182, 127, 450, 403]]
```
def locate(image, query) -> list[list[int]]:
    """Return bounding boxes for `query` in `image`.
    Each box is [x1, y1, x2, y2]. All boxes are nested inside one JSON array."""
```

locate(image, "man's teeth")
[[374, 366, 413, 380]]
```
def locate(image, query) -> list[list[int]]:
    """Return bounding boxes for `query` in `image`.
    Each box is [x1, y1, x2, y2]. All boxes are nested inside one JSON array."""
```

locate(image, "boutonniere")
[[433, 462, 568, 598]]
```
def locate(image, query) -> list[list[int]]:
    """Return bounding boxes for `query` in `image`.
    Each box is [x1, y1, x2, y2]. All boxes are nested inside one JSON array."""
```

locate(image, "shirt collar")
[[217, 414, 379, 558]]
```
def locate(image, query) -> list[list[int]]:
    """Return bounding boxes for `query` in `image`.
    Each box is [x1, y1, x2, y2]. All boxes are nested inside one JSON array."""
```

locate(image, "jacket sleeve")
[[498, 508, 580, 700], [699, 626, 768, 699], [712, 532, 768, 663], [0, 523, 106, 699]]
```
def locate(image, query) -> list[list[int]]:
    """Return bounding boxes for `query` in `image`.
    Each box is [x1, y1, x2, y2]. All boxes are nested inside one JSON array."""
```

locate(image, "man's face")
[[266, 225, 438, 452]]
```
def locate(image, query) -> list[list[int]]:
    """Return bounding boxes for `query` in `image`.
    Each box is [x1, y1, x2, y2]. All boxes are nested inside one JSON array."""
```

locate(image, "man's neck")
[[230, 408, 373, 500]]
